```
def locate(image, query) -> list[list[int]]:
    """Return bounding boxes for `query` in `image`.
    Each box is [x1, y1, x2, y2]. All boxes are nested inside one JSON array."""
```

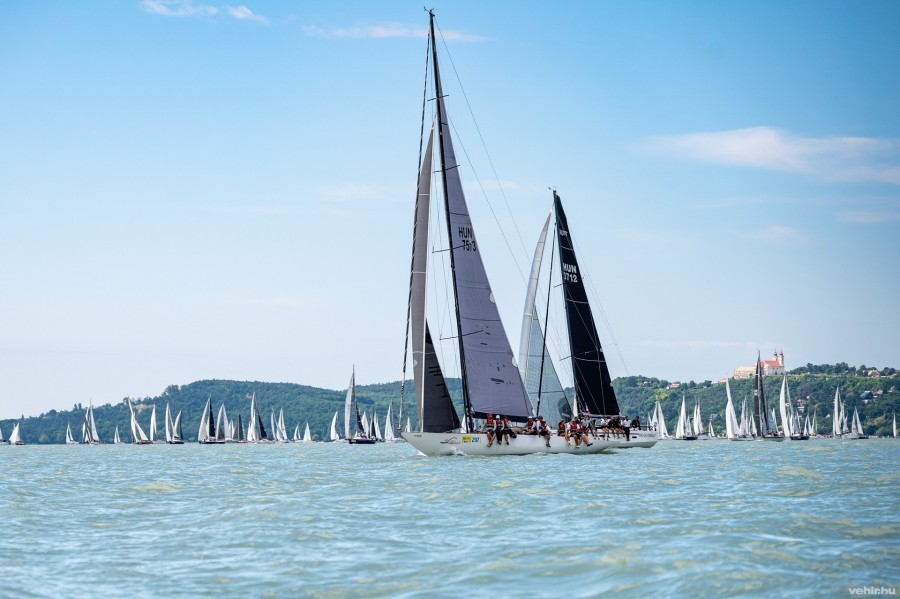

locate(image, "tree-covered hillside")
[[2, 364, 896, 444]]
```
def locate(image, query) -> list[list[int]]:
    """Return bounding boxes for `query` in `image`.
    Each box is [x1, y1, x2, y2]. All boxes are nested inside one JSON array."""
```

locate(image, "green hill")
[[2, 364, 897, 444]]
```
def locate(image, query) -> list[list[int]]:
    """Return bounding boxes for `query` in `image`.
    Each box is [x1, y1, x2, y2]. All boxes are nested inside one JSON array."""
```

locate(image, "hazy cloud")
[[742, 224, 807, 244], [302, 23, 484, 42], [141, 0, 268, 23], [141, 0, 218, 17], [226, 5, 268, 24], [838, 210, 900, 224], [641, 127, 900, 185]]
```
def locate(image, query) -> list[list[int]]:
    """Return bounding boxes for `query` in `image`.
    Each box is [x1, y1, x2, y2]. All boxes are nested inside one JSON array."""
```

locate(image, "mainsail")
[[553, 192, 619, 416]]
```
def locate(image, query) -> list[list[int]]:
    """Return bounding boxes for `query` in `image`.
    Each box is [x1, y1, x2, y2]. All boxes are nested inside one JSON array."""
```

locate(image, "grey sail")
[[421, 326, 460, 432], [407, 123, 461, 433], [518, 211, 552, 381], [518, 210, 571, 424], [431, 37, 532, 421]]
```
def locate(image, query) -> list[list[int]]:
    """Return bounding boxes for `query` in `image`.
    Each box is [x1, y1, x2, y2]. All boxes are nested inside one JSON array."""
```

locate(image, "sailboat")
[[0, 425, 6, 445], [753, 353, 783, 441], [65, 422, 77, 444], [845, 407, 868, 440], [384, 402, 402, 442], [893, 412, 897, 439], [165, 403, 185, 444], [276, 408, 289, 443], [346, 367, 375, 444], [197, 397, 223, 444], [692, 401, 708, 440], [81, 403, 102, 444], [128, 399, 152, 444], [148, 404, 159, 443], [399, 14, 652, 456], [674, 395, 698, 440], [329, 410, 341, 442], [113, 427, 121, 444], [9, 422, 24, 445], [302, 422, 314, 443], [292, 424, 301, 442], [778, 373, 808, 440], [653, 400, 671, 439]]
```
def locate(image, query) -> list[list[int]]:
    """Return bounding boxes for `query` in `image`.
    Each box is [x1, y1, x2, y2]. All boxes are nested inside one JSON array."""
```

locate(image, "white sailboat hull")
[[402, 429, 656, 456]]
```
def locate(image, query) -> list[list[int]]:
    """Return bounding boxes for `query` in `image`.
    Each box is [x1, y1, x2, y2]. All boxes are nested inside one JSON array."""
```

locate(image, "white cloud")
[[141, 0, 268, 23], [742, 224, 807, 244], [141, 0, 218, 17], [838, 210, 900, 224], [226, 5, 268, 24], [641, 127, 900, 185], [302, 23, 484, 42]]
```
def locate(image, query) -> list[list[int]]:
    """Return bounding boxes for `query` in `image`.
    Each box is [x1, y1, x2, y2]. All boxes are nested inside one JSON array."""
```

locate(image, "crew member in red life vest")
[[485, 413, 496, 447], [537, 416, 551, 448]]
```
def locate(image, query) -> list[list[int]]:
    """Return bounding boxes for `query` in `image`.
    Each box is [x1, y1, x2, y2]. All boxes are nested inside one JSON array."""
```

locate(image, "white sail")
[[65, 422, 76, 444], [361, 411, 370, 438], [303, 422, 312, 443], [851, 408, 863, 435], [10, 423, 22, 444], [811, 408, 818, 436], [0, 425, 4, 443], [165, 403, 173, 443], [149, 404, 158, 442], [278, 409, 288, 442], [89, 405, 99, 443], [654, 401, 669, 439], [404, 417, 411, 433], [329, 411, 340, 441], [270, 411, 278, 442], [129, 399, 149, 443], [832, 387, 842, 437], [198, 397, 212, 443], [247, 394, 259, 443], [675, 396, 688, 439], [708, 417, 716, 438], [779, 374, 791, 439], [894, 413, 897, 438], [725, 379, 737, 439], [293, 424, 300, 442], [114, 427, 121, 444], [384, 404, 396, 441], [373, 409, 382, 441], [173, 410, 183, 441], [344, 369, 355, 439], [803, 415, 811, 436]]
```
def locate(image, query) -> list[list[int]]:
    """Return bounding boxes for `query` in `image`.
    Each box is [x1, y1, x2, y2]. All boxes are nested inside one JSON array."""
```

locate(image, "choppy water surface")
[[1, 439, 898, 597]]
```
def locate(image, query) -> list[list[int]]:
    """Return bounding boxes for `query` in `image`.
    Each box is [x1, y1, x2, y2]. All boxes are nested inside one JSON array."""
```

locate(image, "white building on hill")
[[734, 351, 785, 379]]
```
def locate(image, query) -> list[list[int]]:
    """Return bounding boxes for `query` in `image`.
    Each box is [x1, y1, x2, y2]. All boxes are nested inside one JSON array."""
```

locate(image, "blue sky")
[[1, 0, 898, 419]]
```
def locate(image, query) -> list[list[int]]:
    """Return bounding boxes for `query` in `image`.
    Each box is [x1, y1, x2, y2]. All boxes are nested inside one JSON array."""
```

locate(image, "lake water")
[[1, 439, 898, 597]]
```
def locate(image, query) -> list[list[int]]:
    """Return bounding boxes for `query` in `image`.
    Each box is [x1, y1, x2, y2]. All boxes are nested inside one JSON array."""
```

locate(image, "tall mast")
[[429, 10, 472, 422], [535, 218, 557, 416]]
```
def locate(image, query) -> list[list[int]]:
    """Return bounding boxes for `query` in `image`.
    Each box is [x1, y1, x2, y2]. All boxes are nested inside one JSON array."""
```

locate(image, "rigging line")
[[446, 115, 526, 283], [434, 20, 531, 262], [434, 18, 530, 279], [572, 235, 630, 376]]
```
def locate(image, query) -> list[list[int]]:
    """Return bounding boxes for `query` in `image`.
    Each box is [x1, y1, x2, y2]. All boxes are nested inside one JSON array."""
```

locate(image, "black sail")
[[257, 413, 268, 440], [422, 325, 461, 432], [236, 414, 244, 442], [554, 192, 620, 416], [207, 402, 216, 439]]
